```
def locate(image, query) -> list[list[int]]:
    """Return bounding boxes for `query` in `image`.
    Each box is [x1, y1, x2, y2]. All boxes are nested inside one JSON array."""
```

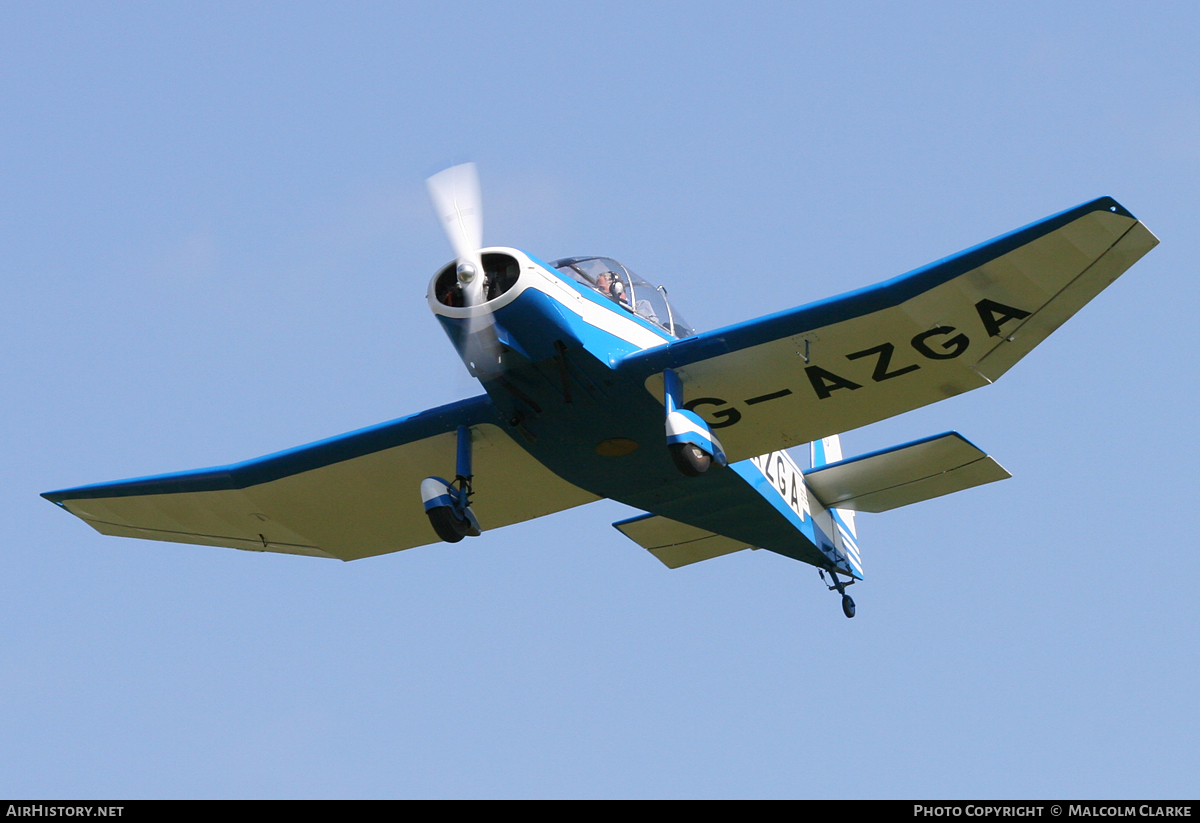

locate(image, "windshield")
[[550, 256, 695, 338]]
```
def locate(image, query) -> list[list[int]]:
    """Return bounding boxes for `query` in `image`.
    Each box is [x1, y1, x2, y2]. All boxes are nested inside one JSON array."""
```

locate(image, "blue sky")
[[3, 2, 1197, 798]]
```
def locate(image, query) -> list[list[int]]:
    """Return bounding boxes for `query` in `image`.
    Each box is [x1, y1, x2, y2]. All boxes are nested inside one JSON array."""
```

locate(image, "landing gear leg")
[[420, 425, 482, 543], [663, 368, 726, 477], [819, 569, 856, 618]]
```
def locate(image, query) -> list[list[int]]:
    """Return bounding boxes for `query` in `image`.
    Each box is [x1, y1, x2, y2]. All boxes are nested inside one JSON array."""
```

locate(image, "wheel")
[[427, 506, 471, 543], [841, 594, 856, 619], [669, 442, 712, 476]]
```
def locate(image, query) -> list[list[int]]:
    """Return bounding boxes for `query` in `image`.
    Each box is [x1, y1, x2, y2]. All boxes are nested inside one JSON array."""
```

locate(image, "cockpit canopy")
[[550, 256, 695, 338]]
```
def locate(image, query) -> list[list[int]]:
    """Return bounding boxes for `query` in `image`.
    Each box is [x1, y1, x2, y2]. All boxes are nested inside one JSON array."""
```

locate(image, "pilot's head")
[[597, 271, 626, 302]]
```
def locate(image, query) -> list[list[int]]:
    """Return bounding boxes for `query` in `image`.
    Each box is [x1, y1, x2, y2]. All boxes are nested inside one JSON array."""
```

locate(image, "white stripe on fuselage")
[[531, 271, 670, 351], [428, 248, 671, 354]]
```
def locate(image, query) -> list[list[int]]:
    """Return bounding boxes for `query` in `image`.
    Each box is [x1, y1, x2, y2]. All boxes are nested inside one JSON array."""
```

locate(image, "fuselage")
[[427, 249, 861, 578]]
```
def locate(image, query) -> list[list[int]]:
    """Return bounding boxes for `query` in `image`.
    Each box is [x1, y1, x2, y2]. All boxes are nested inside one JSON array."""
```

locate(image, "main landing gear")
[[668, 442, 712, 476], [820, 569, 856, 618], [663, 369, 726, 477], [423, 480, 479, 543], [421, 425, 482, 544]]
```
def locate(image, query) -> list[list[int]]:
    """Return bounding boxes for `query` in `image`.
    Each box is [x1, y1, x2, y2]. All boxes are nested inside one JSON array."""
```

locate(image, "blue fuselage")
[[433, 258, 855, 576]]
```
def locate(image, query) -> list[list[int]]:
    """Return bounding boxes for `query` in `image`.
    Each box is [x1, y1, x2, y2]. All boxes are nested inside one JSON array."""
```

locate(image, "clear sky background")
[[3, 2, 1197, 799]]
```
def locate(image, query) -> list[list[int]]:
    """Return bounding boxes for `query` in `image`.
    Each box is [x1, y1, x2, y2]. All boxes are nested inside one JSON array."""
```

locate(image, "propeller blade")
[[463, 310, 504, 376], [426, 162, 482, 259], [427, 162, 502, 375], [427, 163, 485, 305]]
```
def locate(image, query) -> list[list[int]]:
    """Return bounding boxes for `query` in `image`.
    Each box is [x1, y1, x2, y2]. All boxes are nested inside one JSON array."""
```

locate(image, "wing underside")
[[628, 198, 1158, 462], [44, 395, 599, 561]]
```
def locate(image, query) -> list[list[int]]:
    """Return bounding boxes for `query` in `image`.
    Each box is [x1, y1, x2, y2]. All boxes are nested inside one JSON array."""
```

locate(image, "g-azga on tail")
[[44, 165, 1158, 617]]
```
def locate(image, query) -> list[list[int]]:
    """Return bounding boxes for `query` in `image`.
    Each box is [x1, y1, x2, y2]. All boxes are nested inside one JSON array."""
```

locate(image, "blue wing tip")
[[1093, 196, 1134, 220], [612, 512, 655, 530]]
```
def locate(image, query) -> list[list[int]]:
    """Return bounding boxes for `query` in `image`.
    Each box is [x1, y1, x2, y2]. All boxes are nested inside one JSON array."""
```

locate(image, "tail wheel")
[[669, 442, 712, 477], [427, 506, 471, 543]]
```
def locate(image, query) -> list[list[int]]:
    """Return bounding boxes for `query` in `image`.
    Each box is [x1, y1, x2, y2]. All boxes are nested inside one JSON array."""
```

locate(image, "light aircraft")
[[43, 165, 1158, 617]]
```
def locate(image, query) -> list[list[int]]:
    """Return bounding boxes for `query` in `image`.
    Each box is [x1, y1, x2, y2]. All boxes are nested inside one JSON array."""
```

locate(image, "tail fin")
[[811, 435, 862, 578], [810, 435, 843, 469]]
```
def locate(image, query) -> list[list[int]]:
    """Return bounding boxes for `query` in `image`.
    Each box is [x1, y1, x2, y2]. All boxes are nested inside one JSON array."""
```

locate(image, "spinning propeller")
[[427, 162, 484, 306], [426, 163, 503, 374]]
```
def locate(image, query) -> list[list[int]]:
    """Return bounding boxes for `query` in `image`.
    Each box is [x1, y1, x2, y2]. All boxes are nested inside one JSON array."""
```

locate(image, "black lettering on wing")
[[804, 366, 862, 400], [975, 298, 1032, 338], [683, 397, 743, 429], [911, 326, 969, 360], [846, 342, 921, 382], [744, 388, 793, 405]]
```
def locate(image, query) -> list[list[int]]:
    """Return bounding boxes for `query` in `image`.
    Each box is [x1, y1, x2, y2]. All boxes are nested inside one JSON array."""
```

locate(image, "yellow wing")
[[628, 197, 1157, 462], [44, 395, 599, 561]]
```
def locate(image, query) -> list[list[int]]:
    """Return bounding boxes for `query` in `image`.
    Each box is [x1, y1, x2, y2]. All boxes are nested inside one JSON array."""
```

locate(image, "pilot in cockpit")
[[596, 271, 630, 308]]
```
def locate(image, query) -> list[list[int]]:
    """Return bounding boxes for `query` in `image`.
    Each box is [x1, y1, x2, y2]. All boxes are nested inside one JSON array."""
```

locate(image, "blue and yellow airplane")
[[43, 165, 1158, 617]]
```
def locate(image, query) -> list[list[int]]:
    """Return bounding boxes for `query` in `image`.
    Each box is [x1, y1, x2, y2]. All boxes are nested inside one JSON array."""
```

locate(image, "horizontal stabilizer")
[[803, 432, 1009, 513], [613, 512, 752, 569]]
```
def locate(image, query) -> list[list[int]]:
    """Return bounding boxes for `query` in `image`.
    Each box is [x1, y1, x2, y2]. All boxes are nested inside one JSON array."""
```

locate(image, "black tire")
[[841, 594, 856, 619], [669, 442, 712, 477], [427, 506, 470, 543]]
